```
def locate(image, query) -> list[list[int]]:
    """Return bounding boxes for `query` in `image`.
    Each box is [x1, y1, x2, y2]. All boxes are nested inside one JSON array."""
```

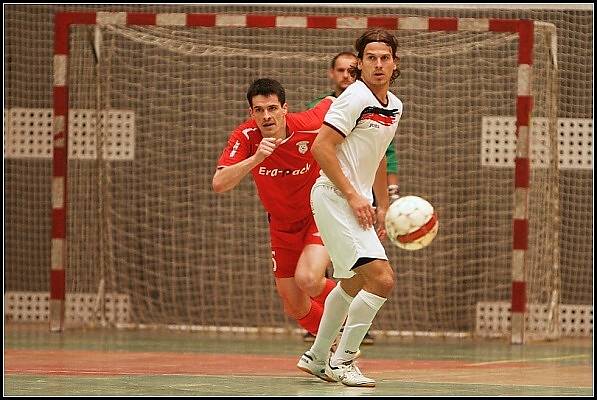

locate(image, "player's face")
[[249, 95, 288, 138], [328, 55, 357, 93], [358, 42, 396, 87]]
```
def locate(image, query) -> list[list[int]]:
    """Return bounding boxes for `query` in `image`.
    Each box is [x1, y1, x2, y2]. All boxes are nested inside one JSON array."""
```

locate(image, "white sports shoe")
[[325, 358, 376, 387], [296, 350, 335, 382]]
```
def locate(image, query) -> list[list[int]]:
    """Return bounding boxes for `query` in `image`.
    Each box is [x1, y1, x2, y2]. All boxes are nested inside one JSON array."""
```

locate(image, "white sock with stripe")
[[331, 289, 387, 365], [309, 284, 353, 361]]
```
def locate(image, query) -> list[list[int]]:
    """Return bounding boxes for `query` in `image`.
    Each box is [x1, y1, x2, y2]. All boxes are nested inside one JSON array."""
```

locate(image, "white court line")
[[385, 379, 593, 389], [466, 354, 590, 366]]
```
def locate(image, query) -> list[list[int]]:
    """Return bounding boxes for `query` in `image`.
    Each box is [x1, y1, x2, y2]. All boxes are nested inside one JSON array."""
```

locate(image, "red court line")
[[5, 349, 531, 376]]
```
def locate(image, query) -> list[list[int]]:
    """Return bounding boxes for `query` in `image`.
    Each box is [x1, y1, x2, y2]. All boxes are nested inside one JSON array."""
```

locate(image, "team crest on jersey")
[[296, 140, 309, 154]]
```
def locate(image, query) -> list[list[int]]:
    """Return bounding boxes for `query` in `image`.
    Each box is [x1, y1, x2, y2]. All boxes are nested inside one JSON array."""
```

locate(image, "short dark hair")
[[246, 78, 286, 107], [330, 51, 357, 69], [348, 28, 401, 83]]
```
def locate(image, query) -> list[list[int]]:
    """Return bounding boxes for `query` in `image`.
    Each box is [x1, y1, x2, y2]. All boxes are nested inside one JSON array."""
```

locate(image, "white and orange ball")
[[385, 195, 438, 250]]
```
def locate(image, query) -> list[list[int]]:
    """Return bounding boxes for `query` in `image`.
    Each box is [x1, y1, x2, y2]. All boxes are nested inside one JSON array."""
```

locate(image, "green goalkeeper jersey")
[[306, 92, 398, 174]]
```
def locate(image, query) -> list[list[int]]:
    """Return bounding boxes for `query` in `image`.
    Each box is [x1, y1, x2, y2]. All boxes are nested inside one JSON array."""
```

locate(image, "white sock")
[[309, 284, 353, 360], [331, 290, 387, 365]]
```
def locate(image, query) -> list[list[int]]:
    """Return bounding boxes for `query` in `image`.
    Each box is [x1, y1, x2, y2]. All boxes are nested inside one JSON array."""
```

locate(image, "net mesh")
[[59, 22, 559, 334], [4, 5, 591, 337]]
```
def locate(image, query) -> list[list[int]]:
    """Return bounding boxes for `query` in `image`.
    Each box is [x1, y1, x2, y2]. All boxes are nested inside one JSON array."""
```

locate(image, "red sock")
[[297, 300, 324, 335], [312, 278, 336, 307]]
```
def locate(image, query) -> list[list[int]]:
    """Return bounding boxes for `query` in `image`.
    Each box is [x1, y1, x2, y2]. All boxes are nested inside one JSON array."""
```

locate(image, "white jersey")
[[318, 79, 403, 203]]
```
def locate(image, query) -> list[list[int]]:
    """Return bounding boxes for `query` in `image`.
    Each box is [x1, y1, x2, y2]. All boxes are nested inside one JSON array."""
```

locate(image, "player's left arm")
[[373, 155, 389, 240], [305, 93, 328, 110], [292, 97, 334, 131]]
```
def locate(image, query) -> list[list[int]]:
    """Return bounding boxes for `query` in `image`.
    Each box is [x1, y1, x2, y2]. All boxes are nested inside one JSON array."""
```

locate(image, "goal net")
[[52, 15, 559, 340], [5, 11, 564, 341]]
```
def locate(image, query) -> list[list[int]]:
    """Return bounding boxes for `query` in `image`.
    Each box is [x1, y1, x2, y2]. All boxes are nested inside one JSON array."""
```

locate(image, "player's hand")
[[374, 207, 387, 240], [348, 193, 376, 230], [254, 137, 282, 163], [388, 184, 400, 205]]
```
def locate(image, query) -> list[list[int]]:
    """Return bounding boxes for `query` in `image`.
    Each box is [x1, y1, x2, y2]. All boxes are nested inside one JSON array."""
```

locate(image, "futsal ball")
[[385, 195, 439, 250]]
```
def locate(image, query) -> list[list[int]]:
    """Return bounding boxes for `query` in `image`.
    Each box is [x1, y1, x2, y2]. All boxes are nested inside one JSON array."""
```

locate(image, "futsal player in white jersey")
[[296, 28, 402, 387]]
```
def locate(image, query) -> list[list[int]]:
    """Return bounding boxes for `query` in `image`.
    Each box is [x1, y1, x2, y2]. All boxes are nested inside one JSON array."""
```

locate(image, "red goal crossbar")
[[51, 11, 534, 343]]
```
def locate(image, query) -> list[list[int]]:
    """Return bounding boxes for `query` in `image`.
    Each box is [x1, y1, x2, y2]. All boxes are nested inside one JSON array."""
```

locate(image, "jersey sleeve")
[[323, 85, 364, 137], [216, 121, 255, 168], [289, 97, 333, 131], [305, 93, 332, 109]]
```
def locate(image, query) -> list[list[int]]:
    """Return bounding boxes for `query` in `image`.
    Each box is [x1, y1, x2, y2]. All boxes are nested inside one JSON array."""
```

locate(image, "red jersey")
[[217, 98, 332, 223]]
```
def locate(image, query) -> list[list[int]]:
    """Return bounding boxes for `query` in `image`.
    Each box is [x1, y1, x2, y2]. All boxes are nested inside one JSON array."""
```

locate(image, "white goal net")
[[59, 18, 560, 337]]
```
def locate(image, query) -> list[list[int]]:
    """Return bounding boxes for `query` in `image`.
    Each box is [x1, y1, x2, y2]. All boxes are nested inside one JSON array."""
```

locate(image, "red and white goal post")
[[51, 11, 560, 344]]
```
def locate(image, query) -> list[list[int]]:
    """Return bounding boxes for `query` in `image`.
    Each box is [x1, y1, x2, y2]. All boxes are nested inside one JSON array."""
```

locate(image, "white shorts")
[[310, 182, 388, 279]]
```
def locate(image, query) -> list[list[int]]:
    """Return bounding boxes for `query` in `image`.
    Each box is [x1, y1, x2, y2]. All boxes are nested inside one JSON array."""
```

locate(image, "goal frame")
[[52, 11, 537, 344]]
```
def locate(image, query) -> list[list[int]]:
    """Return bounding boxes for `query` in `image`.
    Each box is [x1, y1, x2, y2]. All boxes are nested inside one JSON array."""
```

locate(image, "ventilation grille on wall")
[[482, 116, 592, 170], [4, 108, 135, 160], [4, 291, 130, 325], [476, 301, 593, 337]]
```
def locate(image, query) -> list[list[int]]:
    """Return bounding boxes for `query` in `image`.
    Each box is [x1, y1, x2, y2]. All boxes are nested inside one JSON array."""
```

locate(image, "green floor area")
[[4, 324, 594, 396], [4, 324, 592, 364], [5, 374, 592, 396]]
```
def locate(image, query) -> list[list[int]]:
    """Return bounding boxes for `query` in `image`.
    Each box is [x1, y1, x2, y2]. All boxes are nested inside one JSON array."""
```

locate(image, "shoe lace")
[[343, 360, 370, 382], [344, 362, 361, 379]]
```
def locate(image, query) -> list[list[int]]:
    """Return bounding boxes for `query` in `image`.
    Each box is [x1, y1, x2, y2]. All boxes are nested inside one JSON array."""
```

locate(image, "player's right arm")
[[312, 86, 376, 230], [212, 135, 281, 193], [312, 125, 376, 230]]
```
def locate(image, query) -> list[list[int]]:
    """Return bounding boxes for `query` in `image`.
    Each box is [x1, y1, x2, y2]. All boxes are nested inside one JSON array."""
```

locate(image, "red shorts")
[[269, 214, 324, 278]]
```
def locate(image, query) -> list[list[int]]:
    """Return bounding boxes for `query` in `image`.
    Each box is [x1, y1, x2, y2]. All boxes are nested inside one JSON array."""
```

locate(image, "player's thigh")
[[310, 184, 355, 273], [271, 246, 300, 278], [295, 244, 330, 292], [311, 183, 387, 279]]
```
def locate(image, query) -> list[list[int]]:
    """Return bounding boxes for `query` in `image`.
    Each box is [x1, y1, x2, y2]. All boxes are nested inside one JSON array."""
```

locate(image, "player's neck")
[[360, 78, 389, 104], [272, 124, 288, 140]]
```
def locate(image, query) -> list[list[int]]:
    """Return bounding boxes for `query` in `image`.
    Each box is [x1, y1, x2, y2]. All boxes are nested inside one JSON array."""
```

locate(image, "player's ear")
[[282, 103, 288, 115]]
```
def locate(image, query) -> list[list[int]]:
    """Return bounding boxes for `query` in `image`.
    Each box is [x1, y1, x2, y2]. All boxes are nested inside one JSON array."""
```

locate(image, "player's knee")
[[294, 269, 319, 293], [373, 269, 395, 296], [381, 276, 395, 295]]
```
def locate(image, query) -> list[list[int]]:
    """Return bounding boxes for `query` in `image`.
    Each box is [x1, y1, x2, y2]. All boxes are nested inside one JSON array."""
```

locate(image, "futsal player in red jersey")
[[212, 78, 336, 337]]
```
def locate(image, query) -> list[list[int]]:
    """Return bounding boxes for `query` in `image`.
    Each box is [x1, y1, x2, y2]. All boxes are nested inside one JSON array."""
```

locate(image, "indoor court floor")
[[4, 323, 593, 396]]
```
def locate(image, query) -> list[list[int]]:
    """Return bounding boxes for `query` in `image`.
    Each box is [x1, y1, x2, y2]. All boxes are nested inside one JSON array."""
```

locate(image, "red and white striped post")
[[510, 20, 534, 344], [51, 12, 95, 332], [52, 12, 533, 338]]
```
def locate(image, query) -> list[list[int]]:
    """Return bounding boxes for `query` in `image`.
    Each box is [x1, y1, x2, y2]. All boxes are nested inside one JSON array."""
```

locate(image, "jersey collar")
[[358, 78, 389, 107]]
